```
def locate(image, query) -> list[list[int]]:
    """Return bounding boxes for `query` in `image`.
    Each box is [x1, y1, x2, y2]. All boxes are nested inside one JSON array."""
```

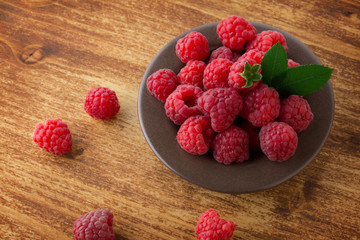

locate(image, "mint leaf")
[[240, 62, 262, 88], [261, 42, 288, 87], [275, 65, 334, 96]]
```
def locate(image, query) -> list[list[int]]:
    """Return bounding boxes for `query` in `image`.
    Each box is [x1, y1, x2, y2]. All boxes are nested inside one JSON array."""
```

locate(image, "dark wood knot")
[[20, 45, 45, 64]]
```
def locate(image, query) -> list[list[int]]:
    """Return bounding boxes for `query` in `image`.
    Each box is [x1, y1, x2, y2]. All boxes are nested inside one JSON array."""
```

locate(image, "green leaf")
[[275, 65, 334, 97], [261, 42, 288, 87], [240, 62, 262, 88]]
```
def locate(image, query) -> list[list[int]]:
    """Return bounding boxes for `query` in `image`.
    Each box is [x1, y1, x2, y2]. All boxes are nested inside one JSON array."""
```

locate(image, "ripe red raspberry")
[[217, 15, 257, 51], [288, 59, 300, 68], [195, 209, 235, 240], [203, 58, 233, 90], [84, 87, 120, 120], [208, 46, 233, 63], [165, 85, 203, 125], [176, 31, 209, 63], [237, 49, 265, 64], [177, 60, 206, 89], [146, 69, 178, 103], [228, 58, 262, 93], [73, 209, 116, 240], [240, 83, 280, 127], [33, 119, 72, 155], [259, 122, 298, 161], [241, 121, 261, 152], [212, 126, 249, 164], [278, 95, 313, 132], [198, 88, 243, 132], [246, 30, 288, 53], [176, 116, 215, 155]]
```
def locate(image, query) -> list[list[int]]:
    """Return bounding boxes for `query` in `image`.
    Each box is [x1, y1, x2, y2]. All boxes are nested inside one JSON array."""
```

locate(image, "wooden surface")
[[0, 0, 359, 239]]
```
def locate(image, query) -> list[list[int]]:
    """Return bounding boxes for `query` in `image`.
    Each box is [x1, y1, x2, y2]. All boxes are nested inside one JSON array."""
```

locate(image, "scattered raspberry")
[[165, 85, 203, 125], [259, 122, 298, 161], [237, 49, 265, 64], [146, 69, 178, 103], [212, 126, 249, 164], [288, 59, 300, 68], [198, 88, 243, 132], [278, 95, 313, 132], [195, 209, 235, 240], [203, 58, 233, 90], [177, 60, 206, 89], [241, 121, 261, 152], [228, 58, 262, 93], [217, 15, 257, 51], [84, 87, 120, 120], [176, 116, 215, 155], [246, 30, 288, 53], [208, 46, 233, 63], [33, 119, 72, 155], [73, 209, 116, 240], [240, 83, 280, 127], [176, 31, 209, 63]]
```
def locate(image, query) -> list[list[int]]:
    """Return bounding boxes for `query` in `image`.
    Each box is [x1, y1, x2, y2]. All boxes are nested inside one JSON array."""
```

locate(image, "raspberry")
[[212, 126, 249, 164], [165, 85, 203, 125], [240, 83, 280, 127], [177, 60, 206, 89], [237, 49, 265, 64], [288, 59, 300, 68], [259, 122, 298, 161], [217, 16, 257, 51], [176, 31, 209, 63], [228, 58, 262, 93], [33, 119, 72, 155], [195, 209, 235, 240], [240, 121, 261, 152], [278, 95, 313, 132], [198, 88, 243, 132], [84, 87, 120, 120], [203, 58, 233, 90], [146, 69, 178, 103], [208, 46, 233, 63], [73, 209, 116, 240], [176, 116, 215, 155], [246, 30, 288, 53]]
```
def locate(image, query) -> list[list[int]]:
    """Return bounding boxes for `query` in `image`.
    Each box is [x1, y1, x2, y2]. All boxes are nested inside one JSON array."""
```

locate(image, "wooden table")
[[0, 0, 359, 239]]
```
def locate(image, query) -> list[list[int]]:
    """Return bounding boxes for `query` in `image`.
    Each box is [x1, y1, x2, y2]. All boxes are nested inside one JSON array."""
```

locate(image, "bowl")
[[138, 21, 334, 193]]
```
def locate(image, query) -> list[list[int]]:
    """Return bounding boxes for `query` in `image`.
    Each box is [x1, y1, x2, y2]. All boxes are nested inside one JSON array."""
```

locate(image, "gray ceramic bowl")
[[138, 21, 334, 193]]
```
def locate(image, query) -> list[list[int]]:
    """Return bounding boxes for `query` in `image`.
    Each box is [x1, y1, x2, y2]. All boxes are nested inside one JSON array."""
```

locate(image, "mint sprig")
[[240, 62, 262, 88], [261, 43, 333, 97]]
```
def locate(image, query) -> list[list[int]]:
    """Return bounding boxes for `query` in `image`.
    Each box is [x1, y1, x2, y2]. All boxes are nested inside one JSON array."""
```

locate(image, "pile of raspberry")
[[147, 15, 313, 164]]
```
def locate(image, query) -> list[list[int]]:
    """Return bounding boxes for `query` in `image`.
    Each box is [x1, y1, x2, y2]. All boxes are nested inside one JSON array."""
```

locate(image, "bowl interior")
[[138, 21, 334, 193]]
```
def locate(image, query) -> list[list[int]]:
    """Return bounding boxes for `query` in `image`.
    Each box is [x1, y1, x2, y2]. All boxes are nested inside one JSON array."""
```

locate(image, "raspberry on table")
[[33, 119, 72, 155], [278, 95, 313, 132], [73, 209, 116, 240], [240, 83, 280, 127], [176, 116, 215, 155], [198, 88, 243, 132], [217, 15, 257, 51], [259, 121, 298, 161], [146, 69, 178, 103], [208, 46, 234, 63], [241, 121, 261, 152], [212, 125, 249, 164], [177, 60, 206, 89], [203, 58, 233, 90], [228, 58, 262, 93], [165, 84, 203, 125], [246, 30, 288, 53], [176, 31, 209, 63], [195, 209, 235, 240], [288, 59, 300, 68], [84, 87, 120, 120], [237, 49, 265, 64]]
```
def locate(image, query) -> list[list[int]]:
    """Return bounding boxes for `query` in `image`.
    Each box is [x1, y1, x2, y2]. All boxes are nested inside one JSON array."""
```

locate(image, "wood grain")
[[0, 0, 359, 239]]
